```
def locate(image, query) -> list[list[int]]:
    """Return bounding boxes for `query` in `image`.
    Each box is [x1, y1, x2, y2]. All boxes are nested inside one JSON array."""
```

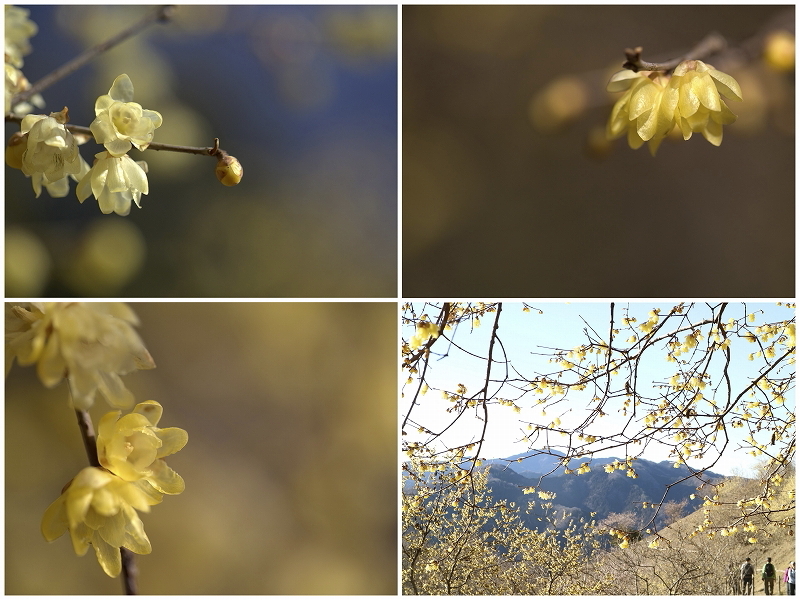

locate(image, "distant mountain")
[[483, 452, 725, 531], [486, 450, 573, 478]]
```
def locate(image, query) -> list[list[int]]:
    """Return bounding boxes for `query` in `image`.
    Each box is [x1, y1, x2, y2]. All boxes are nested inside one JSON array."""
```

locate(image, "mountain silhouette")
[[483, 452, 724, 531]]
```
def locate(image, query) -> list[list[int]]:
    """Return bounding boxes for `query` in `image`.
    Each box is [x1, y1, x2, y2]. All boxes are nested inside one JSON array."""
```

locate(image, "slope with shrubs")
[[596, 464, 795, 595]]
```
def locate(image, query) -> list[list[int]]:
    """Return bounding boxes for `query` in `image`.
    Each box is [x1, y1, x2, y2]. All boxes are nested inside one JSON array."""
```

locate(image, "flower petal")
[[156, 427, 188, 458], [701, 118, 723, 146], [692, 73, 720, 112], [92, 533, 122, 577], [148, 459, 186, 494], [607, 69, 642, 92], [134, 400, 163, 426], [708, 67, 743, 101], [108, 74, 134, 103], [41, 496, 68, 542]]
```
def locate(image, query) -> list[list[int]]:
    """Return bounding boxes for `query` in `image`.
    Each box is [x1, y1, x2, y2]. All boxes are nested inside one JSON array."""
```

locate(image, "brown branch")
[[121, 548, 139, 595], [4, 114, 229, 160], [75, 409, 101, 468], [623, 32, 728, 73], [10, 5, 175, 109]]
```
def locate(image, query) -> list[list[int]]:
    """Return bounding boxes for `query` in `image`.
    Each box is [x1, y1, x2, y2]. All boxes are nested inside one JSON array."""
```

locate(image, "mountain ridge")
[[482, 451, 726, 531]]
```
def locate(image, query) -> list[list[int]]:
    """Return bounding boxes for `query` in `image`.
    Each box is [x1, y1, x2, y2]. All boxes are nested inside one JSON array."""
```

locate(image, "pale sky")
[[402, 301, 795, 477]]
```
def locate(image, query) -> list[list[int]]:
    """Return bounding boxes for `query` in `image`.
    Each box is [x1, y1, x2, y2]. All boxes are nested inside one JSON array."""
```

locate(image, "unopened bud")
[[215, 154, 243, 186], [5, 132, 27, 169]]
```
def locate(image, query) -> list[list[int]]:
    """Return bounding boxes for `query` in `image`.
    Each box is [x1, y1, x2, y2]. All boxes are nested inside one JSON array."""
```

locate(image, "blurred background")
[[5, 302, 397, 594], [6, 5, 397, 297], [403, 6, 794, 297]]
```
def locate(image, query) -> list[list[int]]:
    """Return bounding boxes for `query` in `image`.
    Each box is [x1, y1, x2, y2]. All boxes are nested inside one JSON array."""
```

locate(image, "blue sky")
[[403, 302, 795, 476]]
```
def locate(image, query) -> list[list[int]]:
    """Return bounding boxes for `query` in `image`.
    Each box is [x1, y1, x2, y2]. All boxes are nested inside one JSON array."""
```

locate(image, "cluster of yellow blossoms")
[[409, 321, 440, 350], [7, 73, 162, 216], [6, 6, 241, 215], [5, 9, 160, 214], [76, 74, 162, 215], [6, 303, 187, 578], [6, 303, 155, 410], [4, 6, 44, 116], [607, 60, 743, 155]]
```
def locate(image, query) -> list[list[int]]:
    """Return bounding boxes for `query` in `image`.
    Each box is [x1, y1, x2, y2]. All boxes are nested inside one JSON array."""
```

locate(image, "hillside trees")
[[402, 461, 613, 595], [402, 301, 795, 592]]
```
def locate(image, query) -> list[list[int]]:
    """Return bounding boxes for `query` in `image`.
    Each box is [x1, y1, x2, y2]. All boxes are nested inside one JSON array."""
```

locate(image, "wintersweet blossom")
[[606, 70, 677, 155], [5, 5, 37, 68], [41, 467, 154, 577], [97, 400, 187, 502], [410, 321, 440, 350], [668, 60, 742, 146], [5, 62, 44, 116], [19, 112, 90, 198], [89, 74, 162, 156], [5, 302, 155, 409], [607, 61, 742, 154], [76, 151, 149, 216]]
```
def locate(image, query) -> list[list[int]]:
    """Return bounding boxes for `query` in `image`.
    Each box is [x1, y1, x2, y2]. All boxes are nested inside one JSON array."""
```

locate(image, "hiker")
[[763, 557, 777, 595], [741, 558, 755, 595], [785, 561, 796, 596]]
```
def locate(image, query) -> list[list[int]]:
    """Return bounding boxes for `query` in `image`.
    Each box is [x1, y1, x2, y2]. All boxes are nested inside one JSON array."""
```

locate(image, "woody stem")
[[75, 409, 101, 468], [4, 114, 225, 158], [623, 32, 727, 73]]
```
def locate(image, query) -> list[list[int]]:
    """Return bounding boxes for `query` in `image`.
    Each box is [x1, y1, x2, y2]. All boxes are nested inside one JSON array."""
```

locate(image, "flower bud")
[[5, 131, 27, 169], [215, 154, 243, 186]]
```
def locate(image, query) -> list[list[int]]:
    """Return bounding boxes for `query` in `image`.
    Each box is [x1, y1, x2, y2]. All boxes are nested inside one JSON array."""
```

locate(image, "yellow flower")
[[19, 112, 90, 198], [97, 400, 187, 501], [409, 321, 440, 350], [90, 74, 163, 156], [4, 5, 37, 68], [41, 467, 154, 577], [606, 69, 677, 155], [76, 151, 149, 216], [5, 302, 155, 409], [668, 60, 742, 146], [5, 63, 44, 116]]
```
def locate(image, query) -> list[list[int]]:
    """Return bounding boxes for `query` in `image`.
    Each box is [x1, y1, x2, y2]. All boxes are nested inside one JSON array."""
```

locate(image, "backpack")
[[764, 563, 775, 578], [743, 563, 754, 578]]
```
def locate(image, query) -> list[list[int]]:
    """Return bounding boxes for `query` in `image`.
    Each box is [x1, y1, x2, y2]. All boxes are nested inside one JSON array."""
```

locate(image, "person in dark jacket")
[[763, 557, 777, 595], [741, 558, 755, 595]]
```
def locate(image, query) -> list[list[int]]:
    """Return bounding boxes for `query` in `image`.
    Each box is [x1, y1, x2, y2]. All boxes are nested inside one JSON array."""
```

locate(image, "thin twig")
[[75, 408, 101, 468], [4, 113, 226, 158], [10, 5, 175, 109], [623, 32, 728, 73], [121, 549, 139, 595]]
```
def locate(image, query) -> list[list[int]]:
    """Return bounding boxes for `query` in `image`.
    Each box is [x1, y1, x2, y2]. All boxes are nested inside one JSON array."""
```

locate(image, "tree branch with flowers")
[[5, 5, 242, 216], [605, 35, 744, 156], [529, 10, 794, 159], [6, 303, 187, 594]]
